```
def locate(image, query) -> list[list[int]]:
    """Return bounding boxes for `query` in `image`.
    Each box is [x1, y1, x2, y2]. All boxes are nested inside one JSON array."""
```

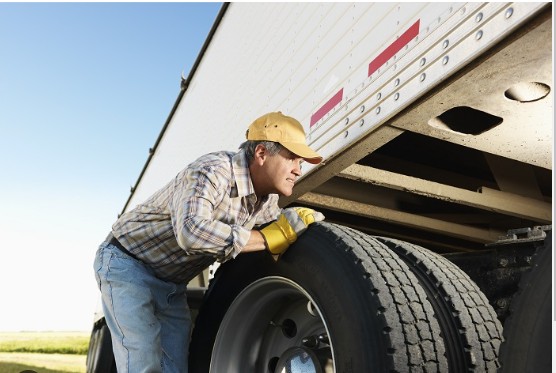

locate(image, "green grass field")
[[0, 332, 89, 373]]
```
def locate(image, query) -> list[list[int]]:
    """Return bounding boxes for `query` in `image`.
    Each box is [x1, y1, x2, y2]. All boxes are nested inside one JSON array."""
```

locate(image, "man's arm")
[[241, 230, 267, 253]]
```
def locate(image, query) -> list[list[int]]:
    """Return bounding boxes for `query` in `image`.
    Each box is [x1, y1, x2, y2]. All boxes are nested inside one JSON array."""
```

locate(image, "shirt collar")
[[232, 150, 256, 198]]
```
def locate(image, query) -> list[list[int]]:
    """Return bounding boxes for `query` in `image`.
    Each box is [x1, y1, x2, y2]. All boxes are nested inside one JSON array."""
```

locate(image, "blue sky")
[[0, 2, 222, 331]]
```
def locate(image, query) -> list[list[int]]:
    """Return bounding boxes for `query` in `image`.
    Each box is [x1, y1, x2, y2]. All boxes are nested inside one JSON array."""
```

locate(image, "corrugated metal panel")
[[127, 2, 547, 210]]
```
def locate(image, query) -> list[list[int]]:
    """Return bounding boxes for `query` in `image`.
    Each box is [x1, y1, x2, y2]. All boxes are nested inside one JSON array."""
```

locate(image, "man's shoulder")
[[192, 150, 236, 168], [184, 151, 243, 183]]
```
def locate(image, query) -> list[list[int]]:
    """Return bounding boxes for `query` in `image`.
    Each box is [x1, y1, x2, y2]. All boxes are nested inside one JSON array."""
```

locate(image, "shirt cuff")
[[232, 226, 252, 258], [218, 225, 251, 262]]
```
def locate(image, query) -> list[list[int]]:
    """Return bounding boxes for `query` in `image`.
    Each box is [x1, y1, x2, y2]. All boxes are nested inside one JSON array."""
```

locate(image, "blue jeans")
[[94, 242, 191, 373]]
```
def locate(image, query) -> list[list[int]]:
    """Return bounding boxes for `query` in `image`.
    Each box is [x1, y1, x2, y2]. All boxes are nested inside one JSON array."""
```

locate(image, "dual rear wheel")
[[189, 223, 503, 372]]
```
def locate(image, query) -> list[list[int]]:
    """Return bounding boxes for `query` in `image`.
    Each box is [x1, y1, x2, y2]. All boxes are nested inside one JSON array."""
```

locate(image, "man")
[[93, 111, 324, 373]]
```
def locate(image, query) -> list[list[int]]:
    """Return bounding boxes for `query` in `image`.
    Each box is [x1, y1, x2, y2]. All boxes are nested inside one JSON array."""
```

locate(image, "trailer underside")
[[283, 7, 552, 255]]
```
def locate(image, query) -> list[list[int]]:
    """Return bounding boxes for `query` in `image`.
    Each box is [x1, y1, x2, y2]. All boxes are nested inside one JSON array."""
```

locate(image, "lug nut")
[[302, 335, 320, 348], [318, 333, 330, 344]]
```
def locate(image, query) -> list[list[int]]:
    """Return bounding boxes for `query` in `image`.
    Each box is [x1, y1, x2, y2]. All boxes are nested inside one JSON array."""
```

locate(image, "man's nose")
[[293, 160, 302, 176]]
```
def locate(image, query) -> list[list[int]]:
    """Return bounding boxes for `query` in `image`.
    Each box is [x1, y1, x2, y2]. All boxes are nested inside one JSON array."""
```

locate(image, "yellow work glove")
[[260, 207, 325, 257]]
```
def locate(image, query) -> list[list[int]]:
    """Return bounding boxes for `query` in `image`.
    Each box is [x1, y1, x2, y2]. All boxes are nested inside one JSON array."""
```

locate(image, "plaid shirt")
[[111, 150, 281, 283]]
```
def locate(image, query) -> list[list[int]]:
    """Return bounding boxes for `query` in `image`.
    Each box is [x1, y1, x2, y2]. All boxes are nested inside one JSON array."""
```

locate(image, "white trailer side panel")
[[127, 2, 548, 211]]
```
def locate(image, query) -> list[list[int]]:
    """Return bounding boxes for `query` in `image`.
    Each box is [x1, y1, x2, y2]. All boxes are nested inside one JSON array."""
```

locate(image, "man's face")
[[255, 147, 303, 197]]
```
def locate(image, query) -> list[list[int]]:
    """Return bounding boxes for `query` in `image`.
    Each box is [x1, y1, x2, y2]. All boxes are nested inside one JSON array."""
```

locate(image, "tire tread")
[[323, 224, 448, 372], [374, 236, 503, 372]]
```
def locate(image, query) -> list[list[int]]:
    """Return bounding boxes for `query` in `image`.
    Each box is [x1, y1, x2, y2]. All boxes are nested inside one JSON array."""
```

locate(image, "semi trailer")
[[87, 2, 553, 372]]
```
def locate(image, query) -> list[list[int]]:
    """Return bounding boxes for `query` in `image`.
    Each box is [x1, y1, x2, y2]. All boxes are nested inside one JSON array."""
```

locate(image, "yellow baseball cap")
[[246, 112, 323, 164]]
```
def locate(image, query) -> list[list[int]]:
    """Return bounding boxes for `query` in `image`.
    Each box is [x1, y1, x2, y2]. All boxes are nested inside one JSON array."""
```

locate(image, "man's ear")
[[253, 144, 267, 165]]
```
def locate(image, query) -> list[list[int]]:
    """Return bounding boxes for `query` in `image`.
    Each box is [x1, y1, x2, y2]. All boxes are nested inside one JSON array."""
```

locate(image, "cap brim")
[[281, 142, 323, 164]]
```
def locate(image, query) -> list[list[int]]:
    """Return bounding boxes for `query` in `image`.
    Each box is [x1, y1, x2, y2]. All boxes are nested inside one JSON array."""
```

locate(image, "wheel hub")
[[209, 276, 334, 372], [274, 346, 323, 373]]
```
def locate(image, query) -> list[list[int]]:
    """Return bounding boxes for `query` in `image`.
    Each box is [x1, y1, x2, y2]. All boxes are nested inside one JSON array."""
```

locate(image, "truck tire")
[[498, 240, 552, 372], [189, 222, 447, 372], [374, 236, 503, 372], [86, 318, 117, 373]]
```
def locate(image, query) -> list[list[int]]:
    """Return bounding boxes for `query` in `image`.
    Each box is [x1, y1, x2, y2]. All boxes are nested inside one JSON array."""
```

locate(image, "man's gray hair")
[[239, 140, 283, 163]]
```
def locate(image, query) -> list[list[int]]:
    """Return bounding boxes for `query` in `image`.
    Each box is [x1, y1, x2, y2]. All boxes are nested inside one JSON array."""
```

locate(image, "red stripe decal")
[[310, 88, 344, 127], [368, 20, 420, 76]]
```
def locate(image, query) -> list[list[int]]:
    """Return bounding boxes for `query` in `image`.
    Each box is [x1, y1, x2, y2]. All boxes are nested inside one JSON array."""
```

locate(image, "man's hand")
[[260, 207, 325, 257]]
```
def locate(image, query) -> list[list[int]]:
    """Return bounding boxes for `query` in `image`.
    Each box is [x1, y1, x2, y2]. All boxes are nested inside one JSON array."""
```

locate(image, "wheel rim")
[[210, 276, 335, 373]]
